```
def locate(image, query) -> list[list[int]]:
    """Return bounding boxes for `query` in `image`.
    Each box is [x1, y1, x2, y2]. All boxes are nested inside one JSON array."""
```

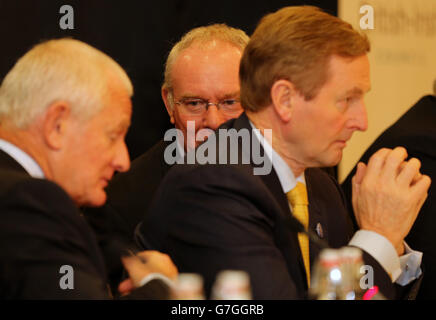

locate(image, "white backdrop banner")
[[338, 0, 436, 181]]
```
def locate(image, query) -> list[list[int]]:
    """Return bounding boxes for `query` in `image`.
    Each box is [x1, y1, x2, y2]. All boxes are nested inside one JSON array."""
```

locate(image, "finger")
[[397, 161, 406, 176], [351, 163, 366, 227], [121, 256, 143, 274], [364, 148, 391, 182], [380, 147, 408, 182], [412, 172, 423, 185], [351, 163, 365, 207], [411, 174, 432, 199], [136, 250, 158, 259], [398, 161, 422, 185], [353, 162, 367, 186], [136, 251, 162, 264], [397, 158, 421, 186], [118, 279, 134, 295], [138, 250, 170, 263], [121, 256, 151, 287]]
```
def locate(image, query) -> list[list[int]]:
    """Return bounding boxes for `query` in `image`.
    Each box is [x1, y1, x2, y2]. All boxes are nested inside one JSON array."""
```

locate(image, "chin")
[[86, 192, 107, 207], [320, 151, 343, 168]]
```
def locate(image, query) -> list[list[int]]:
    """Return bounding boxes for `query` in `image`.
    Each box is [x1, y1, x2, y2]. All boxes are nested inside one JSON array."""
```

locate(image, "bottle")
[[172, 273, 205, 300], [310, 248, 343, 300], [211, 270, 252, 300], [310, 247, 385, 300], [338, 247, 365, 300]]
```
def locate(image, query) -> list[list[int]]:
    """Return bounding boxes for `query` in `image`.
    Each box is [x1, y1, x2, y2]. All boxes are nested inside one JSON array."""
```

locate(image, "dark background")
[[0, 0, 337, 160]]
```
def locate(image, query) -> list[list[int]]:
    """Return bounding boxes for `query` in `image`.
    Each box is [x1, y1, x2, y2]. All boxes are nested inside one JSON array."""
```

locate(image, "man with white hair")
[[86, 24, 249, 252], [0, 38, 177, 299]]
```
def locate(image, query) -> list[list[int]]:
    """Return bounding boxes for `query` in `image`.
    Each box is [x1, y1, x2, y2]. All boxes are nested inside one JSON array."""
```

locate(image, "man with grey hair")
[[85, 24, 249, 257], [0, 38, 177, 299]]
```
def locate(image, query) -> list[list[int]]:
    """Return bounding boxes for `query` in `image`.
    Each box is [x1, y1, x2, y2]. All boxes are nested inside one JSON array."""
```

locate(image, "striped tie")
[[286, 182, 310, 287]]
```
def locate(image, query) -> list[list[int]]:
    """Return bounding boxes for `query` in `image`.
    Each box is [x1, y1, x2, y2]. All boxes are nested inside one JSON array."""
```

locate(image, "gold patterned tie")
[[286, 182, 310, 287]]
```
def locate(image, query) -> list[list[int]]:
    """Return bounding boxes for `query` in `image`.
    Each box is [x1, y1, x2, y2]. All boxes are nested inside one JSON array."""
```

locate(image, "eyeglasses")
[[174, 98, 241, 116]]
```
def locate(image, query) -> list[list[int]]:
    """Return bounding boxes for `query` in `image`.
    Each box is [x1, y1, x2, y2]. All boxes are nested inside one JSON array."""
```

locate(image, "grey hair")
[[0, 38, 133, 128], [163, 24, 249, 108]]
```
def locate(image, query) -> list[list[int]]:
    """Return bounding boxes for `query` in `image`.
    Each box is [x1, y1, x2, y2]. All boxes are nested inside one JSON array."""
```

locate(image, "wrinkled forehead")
[[171, 44, 242, 96], [176, 40, 243, 67]]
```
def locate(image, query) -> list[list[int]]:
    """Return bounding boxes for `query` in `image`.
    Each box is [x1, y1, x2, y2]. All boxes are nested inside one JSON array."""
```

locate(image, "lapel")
[[305, 168, 328, 266], [231, 113, 308, 293]]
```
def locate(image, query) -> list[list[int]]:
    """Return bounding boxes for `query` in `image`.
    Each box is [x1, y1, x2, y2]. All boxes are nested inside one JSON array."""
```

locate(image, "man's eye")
[[221, 99, 237, 106], [185, 100, 204, 107], [336, 98, 349, 112], [220, 100, 241, 112]]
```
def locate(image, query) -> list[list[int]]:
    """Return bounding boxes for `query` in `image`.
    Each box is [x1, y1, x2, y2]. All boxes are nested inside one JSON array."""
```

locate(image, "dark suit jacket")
[[342, 95, 436, 299], [84, 139, 172, 290], [138, 113, 397, 299], [0, 149, 169, 299]]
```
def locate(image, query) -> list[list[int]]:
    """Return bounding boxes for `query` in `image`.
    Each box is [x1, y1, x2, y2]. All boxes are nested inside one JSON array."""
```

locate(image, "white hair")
[[0, 38, 133, 128], [163, 24, 249, 109]]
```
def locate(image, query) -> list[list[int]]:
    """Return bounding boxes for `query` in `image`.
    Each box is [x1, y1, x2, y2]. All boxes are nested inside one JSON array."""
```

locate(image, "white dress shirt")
[[0, 138, 44, 178], [249, 121, 422, 285]]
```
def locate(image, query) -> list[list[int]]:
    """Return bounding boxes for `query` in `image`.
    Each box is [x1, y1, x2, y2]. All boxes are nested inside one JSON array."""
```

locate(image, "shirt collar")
[[249, 120, 305, 193], [0, 139, 45, 179], [176, 136, 185, 160]]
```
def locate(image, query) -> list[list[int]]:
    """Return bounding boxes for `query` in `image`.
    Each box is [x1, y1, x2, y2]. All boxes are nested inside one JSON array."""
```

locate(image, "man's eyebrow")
[[345, 88, 363, 96], [220, 91, 240, 100], [179, 94, 204, 100], [343, 87, 370, 96], [179, 91, 241, 101]]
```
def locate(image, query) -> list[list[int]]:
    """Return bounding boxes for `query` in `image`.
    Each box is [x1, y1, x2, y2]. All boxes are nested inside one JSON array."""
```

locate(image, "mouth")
[[100, 178, 110, 187], [336, 140, 347, 148]]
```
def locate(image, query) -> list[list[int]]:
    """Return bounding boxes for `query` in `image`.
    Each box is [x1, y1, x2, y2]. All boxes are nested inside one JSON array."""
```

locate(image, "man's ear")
[[161, 87, 175, 125], [42, 101, 71, 150], [270, 79, 297, 122]]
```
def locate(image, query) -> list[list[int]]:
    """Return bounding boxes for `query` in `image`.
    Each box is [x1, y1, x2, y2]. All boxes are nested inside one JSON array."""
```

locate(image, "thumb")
[[352, 162, 366, 220], [121, 256, 150, 287], [353, 162, 367, 186]]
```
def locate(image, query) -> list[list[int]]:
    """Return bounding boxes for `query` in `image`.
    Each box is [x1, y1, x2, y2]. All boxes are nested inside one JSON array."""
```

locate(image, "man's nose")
[[203, 105, 225, 130], [114, 141, 131, 173], [349, 101, 368, 132], [356, 103, 368, 132]]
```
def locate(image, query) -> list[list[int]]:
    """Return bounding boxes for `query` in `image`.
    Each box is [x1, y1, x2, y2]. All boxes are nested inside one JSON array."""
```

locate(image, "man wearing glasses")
[[84, 24, 249, 290]]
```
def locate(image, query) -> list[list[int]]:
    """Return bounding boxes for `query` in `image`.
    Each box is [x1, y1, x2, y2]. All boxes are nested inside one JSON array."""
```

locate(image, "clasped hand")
[[118, 250, 178, 295], [352, 147, 431, 256]]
